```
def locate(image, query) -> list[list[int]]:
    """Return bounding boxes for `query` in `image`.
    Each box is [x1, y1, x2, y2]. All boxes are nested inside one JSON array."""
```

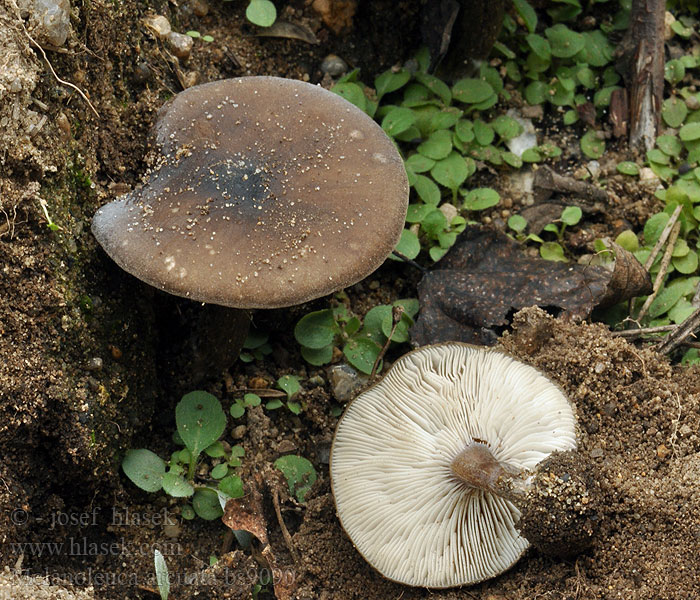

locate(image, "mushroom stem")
[[450, 442, 532, 504]]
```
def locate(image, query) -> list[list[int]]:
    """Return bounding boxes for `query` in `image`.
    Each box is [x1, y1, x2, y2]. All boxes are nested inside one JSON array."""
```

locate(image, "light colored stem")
[[450, 442, 531, 504]]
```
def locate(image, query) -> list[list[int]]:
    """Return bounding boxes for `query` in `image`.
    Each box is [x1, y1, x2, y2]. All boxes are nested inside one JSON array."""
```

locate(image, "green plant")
[[267, 375, 302, 414], [239, 328, 272, 363], [185, 30, 214, 42], [294, 299, 419, 374], [122, 391, 244, 520], [229, 392, 261, 418], [245, 0, 276, 27], [154, 550, 169, 600], [274, 455, 317, 502]]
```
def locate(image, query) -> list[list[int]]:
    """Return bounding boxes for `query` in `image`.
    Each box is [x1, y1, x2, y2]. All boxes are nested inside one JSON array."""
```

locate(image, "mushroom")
[[330, 342, 578, 588], [92, 76, 408, 309], [92, 76, 408, 381]]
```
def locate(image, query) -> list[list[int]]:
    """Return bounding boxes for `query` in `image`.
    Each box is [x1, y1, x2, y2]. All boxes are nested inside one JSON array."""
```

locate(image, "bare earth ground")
[[2, 0, 700, 598]]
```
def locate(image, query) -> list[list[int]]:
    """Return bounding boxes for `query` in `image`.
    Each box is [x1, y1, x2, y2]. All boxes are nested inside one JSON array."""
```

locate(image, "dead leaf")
[[593, 240, 652, 308], [256, 20, 319, 44], [222, 477, 297, 600], [410, 227, 651, 347], [311, 0, 356, 35]]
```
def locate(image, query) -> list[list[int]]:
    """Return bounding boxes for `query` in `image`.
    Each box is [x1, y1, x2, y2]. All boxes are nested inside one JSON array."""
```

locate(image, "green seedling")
[[294, 299, 419, 374], [122, 391, 245, 521], [245, 0, 276, 27], [239, 328, 272, 363], [268, 375, 302, 414], [230, 393, 261, 418], [274, 455, 317, 502], [543, 206, 583, 241], [154, 550, 169, 600], [185, 30, 214, 42]]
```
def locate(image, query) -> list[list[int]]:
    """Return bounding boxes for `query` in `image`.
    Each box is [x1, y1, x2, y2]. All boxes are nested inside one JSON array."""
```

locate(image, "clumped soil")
[[2, 0, 700, 598]]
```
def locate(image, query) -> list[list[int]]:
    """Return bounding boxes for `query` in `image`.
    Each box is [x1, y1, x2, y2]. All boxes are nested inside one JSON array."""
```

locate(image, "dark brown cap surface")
[[92, 77, 408, 308]]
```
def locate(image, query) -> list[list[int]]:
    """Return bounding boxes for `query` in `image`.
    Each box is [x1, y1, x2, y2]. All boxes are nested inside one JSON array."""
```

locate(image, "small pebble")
[[86, 357, 103, 371], [307, 375, 325, 387], [590, 447, 604, 458], [144, 14, 171, 38], [439, 203, 458, 222], [167, 32, 194, 61], [277, 439, 297, 453], [191, 0, 209, 16], [657, 444, 671, 459], [586, 160, 601, 179], [133, 62, 152, 84], [248, 376, 269, 389], [320, 54, 348, 78], [231, 425, 247, 439], [328, 364, 367, 402], [686, 96, 700, 111], [31, 0, 71, 46], [163, 521, 181, 539]]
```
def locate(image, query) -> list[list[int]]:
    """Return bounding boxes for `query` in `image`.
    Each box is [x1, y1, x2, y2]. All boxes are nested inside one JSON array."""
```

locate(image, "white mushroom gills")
[[330, 343, 577, 588]]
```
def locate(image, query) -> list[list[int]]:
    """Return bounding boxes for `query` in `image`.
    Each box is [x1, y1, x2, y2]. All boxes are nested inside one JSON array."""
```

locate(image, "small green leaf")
[[473, 119, 495, 146], [176, 392, 226, 462], [644, 212, 670, 245], [429, 108, 462, 132], [265, 399, 284, 410], [417, 129, 453, 160], [229, 403, 245, 419], [540, 241, 567, 262], [192, 488, 224, 520], [122, 449, 166, 493], [513, 0, 537, 33], [277, 375, 301, 400], [375, 69, 411, 99], [665, 59, 685, 85], [452, 79, 494, 104], [392, 229, 420, 260], [454, 119, 474, 143], [381, 107, 416, 137], [561, 206, 582, 226], [343, 337, 381, 374], [274, 455, 318, 502], [680, 122, 700, 142], [300, 344, 333, 366], [647, 148, 670, 165], [431, 152, 469, 190], [244, 393, 261, 407], [662, 97, 688, 128], [421, 209, 447, 236], [581, 130, 605, 159], [492, 115, 523, 141], [331, 82, 367, 113], [526, 34, 551, 61], [545, 24, 585, 58], [617, 161, 640, 176], [186, 30, 201, 38], [508, 214, 527, 233], [405, 153, 435, 173], [673, 250, 698, 274], [246, 0, 276, 27], [219, 475, 245, 498], [524, 81, 548, 105], [294, 309, 336, 349], [413, 174, 442, 204], [521, 147, 542, 163], [205, 441, 226, 458], [211, 464, 229, 479], [615, 230, 639, 252], [463, 188, 500, 211], [154, 550, 169, 600], [502, 151, 523, 168], [414, 72, 452, 104]]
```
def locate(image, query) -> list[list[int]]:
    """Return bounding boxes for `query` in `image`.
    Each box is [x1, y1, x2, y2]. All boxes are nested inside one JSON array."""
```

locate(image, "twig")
[[612, 324, 676, 338], [369, 306, 404, 380], [270, 485, 299, 564], [391, 250, 427, 272], [655, 306, 700, 354], [636, 220, 680, 321], [21, 27, 100, 118], [643, 204, 682, 271]]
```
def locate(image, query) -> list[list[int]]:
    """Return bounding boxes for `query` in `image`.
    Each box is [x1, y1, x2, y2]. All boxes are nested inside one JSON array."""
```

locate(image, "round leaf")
[[381, 107, 416, 137], [417, 129, 453, 160], [343, 337, 381, 374], [430, 152, 469, 190], [162, 472, 195, 497], [580, 130, 605, 159], [463, 188, 500, 211], [176, 391, 226, 460], [452, 79, 494, 104], [122, 449, 165, 493], [662, 97, 688, 128], [274, 455, 318, 502], [617, 161, 640, 176], [680, 122, 700, 142], [540, 241, 567, 262], [211, 463, 229, 479], [392, 229, 420, 260], [246, 0, 276, 27], [192, 488, 224, 520], [219, 474, 244, 498], [294, 309, 336, 349], [413, 174, 441, 204], [545, 24, 585, 58]]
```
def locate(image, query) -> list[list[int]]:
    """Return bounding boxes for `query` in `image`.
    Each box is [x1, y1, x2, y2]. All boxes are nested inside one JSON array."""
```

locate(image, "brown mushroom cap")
[[92, 77, 408, 309]]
